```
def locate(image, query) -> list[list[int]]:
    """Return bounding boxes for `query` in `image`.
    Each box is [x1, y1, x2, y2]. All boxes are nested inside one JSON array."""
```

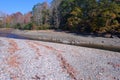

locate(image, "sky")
[[0, 0, 52, 15]]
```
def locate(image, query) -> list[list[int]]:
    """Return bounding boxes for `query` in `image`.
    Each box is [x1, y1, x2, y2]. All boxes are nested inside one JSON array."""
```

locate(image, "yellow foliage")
[[70, 7, 82, 17]]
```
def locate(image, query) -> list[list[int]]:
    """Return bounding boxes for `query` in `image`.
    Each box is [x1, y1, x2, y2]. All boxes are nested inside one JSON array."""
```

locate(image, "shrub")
[[14, 23, 22, 29], [36, 24, 50, 30], [23, 23, 33, 30]]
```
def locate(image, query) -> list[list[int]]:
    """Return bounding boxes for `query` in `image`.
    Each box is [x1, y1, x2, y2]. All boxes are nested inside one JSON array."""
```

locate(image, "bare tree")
[[50, 0, 62, 29], [32, 2, 49, 26]]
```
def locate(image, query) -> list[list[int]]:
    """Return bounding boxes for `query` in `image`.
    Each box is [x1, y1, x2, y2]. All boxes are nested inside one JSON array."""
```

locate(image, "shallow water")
[[0, 32, 27, 39]]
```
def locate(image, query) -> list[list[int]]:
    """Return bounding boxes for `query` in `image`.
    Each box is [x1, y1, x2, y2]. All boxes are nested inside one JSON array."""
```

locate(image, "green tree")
[[58, 0, 77, 29], [67, 7, 82, 31], [90, 0, 120, 32]]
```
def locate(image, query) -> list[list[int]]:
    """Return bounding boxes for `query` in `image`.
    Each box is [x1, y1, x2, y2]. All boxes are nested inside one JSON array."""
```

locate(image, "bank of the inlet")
[[0, 28, 120, 52], [12, 29, 120, 52]]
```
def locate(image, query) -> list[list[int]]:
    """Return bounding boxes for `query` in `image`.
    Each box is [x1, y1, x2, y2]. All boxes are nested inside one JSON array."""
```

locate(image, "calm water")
[[0, 32, 27, 39]]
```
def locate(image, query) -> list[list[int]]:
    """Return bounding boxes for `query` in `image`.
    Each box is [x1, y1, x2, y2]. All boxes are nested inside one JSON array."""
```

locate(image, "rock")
[[104, 34, 112, 38]]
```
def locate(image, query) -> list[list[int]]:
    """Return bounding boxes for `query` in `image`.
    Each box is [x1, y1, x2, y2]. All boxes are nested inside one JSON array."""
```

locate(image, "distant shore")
[[0, 28, 120, 52]]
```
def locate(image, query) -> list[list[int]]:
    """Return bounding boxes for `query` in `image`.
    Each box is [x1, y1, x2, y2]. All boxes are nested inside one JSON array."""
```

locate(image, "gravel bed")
[[0, 37, 120, 80]]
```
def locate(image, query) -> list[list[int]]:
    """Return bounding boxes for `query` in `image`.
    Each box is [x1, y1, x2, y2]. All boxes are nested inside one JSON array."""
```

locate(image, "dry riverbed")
[[11, 29, 120, 52], [0, 37, 120, 80]]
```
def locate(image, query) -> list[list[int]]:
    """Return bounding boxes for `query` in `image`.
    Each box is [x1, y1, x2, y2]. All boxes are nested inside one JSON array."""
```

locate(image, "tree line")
[[0, 12, 32, 30], [0, 0, 120, 34], [50, 0, 120, 34]]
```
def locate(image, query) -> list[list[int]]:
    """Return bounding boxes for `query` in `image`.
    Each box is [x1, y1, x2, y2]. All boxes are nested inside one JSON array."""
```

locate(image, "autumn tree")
[[55, 0, 120, 33], [24, 12, 32, 24], [87, 0, 120, 32]]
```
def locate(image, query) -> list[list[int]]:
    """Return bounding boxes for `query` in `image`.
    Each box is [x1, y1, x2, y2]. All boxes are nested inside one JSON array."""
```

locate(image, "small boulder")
[[104, 34, 112, 38]]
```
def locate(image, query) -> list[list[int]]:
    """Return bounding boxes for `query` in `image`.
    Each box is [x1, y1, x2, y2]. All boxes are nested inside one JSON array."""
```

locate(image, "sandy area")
[[0, 37, 120, 80]]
